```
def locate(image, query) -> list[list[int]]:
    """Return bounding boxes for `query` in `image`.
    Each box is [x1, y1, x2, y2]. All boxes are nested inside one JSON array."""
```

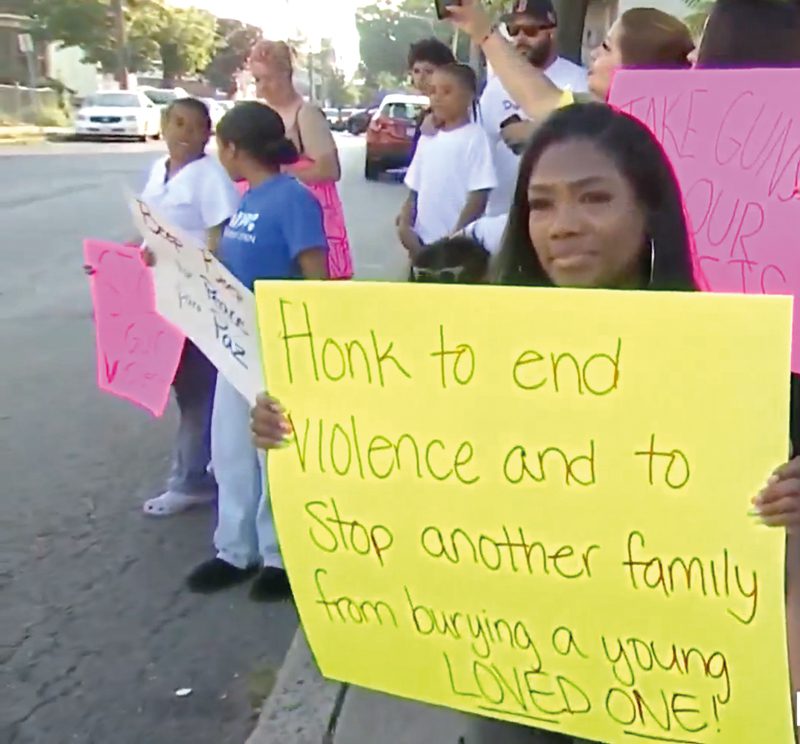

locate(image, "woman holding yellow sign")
[[251, 98, 800, 739]]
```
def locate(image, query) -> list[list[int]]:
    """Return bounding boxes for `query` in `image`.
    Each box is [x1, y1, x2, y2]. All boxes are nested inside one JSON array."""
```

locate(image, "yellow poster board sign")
[[255, 282, 794, 744]]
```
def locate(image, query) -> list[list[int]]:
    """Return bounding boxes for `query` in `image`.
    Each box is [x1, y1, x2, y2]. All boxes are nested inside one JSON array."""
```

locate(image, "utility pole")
[[111, 0, 129, 89]]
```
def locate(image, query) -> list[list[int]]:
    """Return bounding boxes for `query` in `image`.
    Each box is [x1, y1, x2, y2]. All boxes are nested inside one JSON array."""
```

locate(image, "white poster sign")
[[129, 197, 261, 404]]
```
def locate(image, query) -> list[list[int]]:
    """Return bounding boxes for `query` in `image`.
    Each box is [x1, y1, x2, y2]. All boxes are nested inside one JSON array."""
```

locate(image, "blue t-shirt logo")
[[229, 212, 259, 233]]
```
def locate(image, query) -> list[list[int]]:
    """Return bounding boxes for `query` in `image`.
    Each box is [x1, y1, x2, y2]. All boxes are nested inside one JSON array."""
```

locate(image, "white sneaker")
[[143, 490, 215, 517]]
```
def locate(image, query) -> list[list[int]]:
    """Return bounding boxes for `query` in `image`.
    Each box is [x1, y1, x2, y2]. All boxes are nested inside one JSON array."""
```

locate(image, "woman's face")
[[589, 20, 624, 99], [526, 138, 648, 289], [252, 61, 290, 103]]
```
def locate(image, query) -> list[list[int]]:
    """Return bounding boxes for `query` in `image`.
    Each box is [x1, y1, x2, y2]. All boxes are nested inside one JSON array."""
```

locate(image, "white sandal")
[[143, 490, 215, 517]]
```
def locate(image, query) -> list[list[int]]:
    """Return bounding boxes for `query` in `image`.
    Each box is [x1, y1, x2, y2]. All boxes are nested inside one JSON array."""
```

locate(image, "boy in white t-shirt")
[[140, 99, 241, 516], [397, 64, 497, 257]]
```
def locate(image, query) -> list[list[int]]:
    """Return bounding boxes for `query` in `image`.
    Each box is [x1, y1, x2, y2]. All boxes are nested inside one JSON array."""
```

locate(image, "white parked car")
[[140, 86, 190, 109], [201, 98, 227, 131], [75, 91, 162, 141]]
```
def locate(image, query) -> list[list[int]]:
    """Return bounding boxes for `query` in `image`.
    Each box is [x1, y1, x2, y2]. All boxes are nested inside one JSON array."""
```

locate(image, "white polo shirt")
[[140, 154, 241, 246], [480, 56, 589, 216]]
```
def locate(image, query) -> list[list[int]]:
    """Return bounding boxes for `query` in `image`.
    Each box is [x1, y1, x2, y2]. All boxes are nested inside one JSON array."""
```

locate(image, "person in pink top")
[[245, 40, 354, 280]]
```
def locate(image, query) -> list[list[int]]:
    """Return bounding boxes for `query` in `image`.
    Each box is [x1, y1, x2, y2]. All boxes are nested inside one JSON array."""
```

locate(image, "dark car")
[[364, 94, 429, 180], [345, 107, 376, 135]]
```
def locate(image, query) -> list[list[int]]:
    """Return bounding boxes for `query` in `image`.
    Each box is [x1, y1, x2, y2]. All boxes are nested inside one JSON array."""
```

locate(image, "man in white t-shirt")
[[480, 0, 588, 216], [404, 120, 498, 247]]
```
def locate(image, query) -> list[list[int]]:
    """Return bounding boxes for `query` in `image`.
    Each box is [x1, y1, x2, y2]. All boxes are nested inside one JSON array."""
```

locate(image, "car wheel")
[[138, 134, 148, 143], [365, 157, 380, 181]]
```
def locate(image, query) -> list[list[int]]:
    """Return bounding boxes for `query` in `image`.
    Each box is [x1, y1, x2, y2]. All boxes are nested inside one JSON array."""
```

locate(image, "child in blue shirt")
[[187, 101, 328, 600]]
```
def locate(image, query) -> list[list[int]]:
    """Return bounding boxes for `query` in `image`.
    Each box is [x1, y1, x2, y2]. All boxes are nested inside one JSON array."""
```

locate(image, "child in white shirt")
[[139, 98, 241, 517], [398, 63, 497, 258]]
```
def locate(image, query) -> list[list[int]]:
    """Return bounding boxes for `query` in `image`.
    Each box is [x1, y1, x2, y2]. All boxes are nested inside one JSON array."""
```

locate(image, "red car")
[[365, 94, 430, 180]]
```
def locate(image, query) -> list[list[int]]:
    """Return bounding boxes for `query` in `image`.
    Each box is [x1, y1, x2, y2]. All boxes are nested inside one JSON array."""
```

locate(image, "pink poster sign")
[[609, 68, 800, 369], [84, 240, 184, 416]]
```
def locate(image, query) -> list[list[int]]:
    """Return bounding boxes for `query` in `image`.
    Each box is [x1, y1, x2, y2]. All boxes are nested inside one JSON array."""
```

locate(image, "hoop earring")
[[649, 239, 655, 287]]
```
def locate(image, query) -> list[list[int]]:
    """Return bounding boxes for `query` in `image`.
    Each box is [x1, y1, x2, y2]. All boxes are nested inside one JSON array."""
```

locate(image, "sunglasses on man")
[[506, 20, 556, 37]]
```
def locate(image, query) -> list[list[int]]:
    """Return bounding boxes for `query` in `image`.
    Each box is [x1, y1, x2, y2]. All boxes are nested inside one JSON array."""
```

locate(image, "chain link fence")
[[0, 84, 60, 124]]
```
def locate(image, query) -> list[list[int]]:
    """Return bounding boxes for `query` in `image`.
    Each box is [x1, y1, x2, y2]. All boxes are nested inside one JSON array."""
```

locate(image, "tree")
[[552, 0, 590, 64], [15, 0, 217, 82], [153, 5, 217, 86], [683, 0, 715, 37], [21, 0, 121, 70], [325, 69, 358, 108], [204, 18, 262, 94], [356, 0, 450, 86]]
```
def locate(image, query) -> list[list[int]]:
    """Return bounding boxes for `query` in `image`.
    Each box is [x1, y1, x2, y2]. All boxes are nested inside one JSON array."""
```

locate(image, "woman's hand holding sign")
[[251, 394, 292, 449], [755, 458, 800, 530]]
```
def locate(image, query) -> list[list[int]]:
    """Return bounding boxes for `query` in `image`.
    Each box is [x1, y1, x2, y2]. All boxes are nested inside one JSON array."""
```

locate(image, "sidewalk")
[[0, 126, 72, 143], [247, 630, 575, 744]]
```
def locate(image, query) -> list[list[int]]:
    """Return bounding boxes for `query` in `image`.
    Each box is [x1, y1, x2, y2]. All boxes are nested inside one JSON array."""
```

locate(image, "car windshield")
[[144, 90, 177, 105], [86, 93, 140, 108], [382, 102, 425, 121]]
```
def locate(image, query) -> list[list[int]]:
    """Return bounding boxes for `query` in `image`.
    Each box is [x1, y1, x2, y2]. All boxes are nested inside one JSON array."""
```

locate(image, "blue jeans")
[[167, 341, 216, 495], [211, 374, 282, 570]]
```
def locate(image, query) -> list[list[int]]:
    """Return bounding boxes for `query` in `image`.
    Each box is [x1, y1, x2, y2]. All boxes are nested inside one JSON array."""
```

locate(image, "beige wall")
[[582, 0, 618, 65], [618, 0, 688, 17], [47, 46, 100, 98]]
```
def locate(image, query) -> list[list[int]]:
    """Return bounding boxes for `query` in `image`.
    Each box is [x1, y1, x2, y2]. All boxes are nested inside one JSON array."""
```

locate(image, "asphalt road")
[[0, 134, 407, 744]]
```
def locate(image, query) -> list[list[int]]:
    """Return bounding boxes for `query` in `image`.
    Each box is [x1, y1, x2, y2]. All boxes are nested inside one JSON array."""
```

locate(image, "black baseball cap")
[[503, 0, 558, 27]]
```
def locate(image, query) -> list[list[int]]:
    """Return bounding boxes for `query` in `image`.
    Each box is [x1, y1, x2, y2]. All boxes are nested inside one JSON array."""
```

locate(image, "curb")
[[0, 127, 72, 145], [246, 629, 347, 744], [0, 136, 46, 146]]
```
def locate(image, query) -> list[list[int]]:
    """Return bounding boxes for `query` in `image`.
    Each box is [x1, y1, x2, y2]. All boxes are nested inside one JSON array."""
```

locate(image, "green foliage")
[[683, 0, 716, 37], [356, 0, 450, 86], [16, 0, 218, 81], [325, 68, 358, 108], [22, 0, 122, 70], [33, 104, 72, 127], [153, 5, 217, 84], [204, 18, 262, 93]]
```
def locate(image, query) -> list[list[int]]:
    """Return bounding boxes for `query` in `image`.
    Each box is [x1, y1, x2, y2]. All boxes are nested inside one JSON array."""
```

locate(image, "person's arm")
[[298, 249, 329, 279], [399, 148, 425, 258], [207, 223, 226, 254], [286, 104, 341, 184], [283, 189, 330, 279], [396, 191, 416, 228], [754, 457, 800, 719], [251, 393, 292, 449], [397, 190, 424, 258], [453, 128, 497, 234], [447, 0, 565, 121], [454, 190, 491, 233]]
